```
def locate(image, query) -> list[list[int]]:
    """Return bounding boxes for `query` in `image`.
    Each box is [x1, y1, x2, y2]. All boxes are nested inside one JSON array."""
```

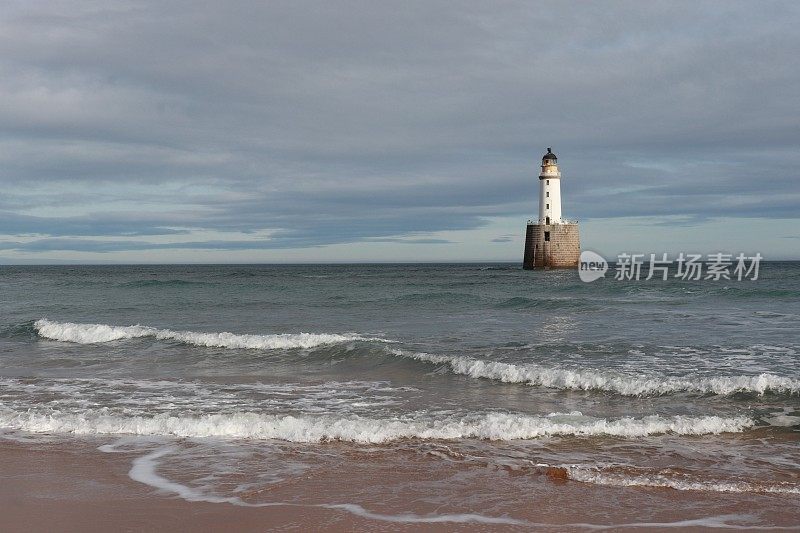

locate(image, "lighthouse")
[[523, 147, 580, 269]]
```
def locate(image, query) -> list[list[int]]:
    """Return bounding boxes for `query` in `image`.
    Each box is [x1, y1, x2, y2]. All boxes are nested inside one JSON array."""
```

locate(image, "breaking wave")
[[390, 349, 800, 396], [31, 320, 800, 397], [34, 319, 386, 350], [0, 409, 754, 443]]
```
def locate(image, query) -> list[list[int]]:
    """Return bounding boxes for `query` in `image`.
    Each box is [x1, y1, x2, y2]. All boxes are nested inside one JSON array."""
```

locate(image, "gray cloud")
[[0, 212, 191, 237], [1, 1, 799, 256]]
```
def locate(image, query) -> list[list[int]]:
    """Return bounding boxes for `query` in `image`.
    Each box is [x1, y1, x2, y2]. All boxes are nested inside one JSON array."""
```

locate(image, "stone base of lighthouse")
[[523, 223, 580, 269]]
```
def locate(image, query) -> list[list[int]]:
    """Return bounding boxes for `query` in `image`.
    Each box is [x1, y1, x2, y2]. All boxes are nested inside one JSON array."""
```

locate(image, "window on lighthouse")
[[546, 192, 549, 197], [546, 203, 549, 209]]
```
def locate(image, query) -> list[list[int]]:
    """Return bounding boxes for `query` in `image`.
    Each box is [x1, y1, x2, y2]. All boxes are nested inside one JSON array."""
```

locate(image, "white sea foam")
[[601, 515, 797, 530], [34, 319, 384, 350], [765, 414, 800, 427], [390, 349, 800, 396], [129, 445, 250, 504], [565, 465, 800, 495], [0, 377, 409, 417], [316, 503, 526, 525], [0, 409, 753, 443]]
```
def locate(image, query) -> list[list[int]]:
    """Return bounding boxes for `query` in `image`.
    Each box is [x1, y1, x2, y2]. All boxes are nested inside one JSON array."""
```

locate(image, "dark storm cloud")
[[0, 1, 798, 254]]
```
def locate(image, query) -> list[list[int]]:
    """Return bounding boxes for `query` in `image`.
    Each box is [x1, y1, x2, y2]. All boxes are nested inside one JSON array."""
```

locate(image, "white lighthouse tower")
[[523, 147, 580, 269], [538, 147, 562, 225]]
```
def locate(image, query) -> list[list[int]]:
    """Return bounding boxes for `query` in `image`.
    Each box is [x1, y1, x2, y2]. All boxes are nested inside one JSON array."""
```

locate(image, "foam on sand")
[[2, 409, 754, 443], [34, 318, 385, 350], [564, 464, 800, 495], [107, 443, 527, 524], [390, 349, 800, 396]]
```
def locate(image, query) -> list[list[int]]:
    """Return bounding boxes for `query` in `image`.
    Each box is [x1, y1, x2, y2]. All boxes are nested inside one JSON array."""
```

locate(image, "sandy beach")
[[0, 440, 377, 533], [2, 437, 799, 532]]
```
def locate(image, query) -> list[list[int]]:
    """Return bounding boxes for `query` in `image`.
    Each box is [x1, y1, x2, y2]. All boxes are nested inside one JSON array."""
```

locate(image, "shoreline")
[[3, 437, 800, 532], [0, 439, 377, 532]]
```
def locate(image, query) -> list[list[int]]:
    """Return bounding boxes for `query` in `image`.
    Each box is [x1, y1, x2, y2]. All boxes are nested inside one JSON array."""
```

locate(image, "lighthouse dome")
[[542, 147, 557, 162]]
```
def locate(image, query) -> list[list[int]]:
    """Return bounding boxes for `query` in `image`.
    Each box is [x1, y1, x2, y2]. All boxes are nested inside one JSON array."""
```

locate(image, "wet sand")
[[0, 441, 373, 533], [1, 439, 798, 532]]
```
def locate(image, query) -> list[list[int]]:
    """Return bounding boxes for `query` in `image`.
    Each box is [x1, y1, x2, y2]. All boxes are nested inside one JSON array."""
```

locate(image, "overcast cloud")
[[1, 0, 798, 262]]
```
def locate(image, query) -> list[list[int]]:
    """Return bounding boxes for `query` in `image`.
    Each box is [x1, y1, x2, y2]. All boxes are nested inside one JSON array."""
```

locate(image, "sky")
[[1, 0, 799, 263]]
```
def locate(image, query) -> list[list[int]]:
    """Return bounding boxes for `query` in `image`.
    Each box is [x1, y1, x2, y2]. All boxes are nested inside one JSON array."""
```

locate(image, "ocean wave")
[[0, 377, 410, 415], [0, 409, 753, 443], [33, 319, 387, 349], [118, 279, 214, 288], [390, 349, 800, 396], [493, 296, 589, 310], [564, 465, 800, 495], [392, 292, 482, 305], [0, 321, 38, 339]]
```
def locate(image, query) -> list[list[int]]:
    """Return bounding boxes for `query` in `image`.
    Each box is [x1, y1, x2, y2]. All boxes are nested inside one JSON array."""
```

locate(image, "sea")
[[1, 263, 799, 528]]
